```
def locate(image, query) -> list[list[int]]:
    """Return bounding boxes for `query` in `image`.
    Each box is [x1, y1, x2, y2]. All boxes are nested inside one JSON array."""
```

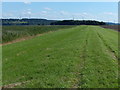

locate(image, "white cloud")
[[82, 12, 88, 15], [27, 11, 31, 14], [27, 9, 31, 11], [36, 10, 95, 20], [22, 9, 32, 14], [94, 12, 118, 23], [2, 13, 13, 18], [41, 11, 48, 14], [44, 7, 52, 10], [23, 1, 31, 4], [20, 9, 32, 18], [103, 12, 116, 15], [3, 8, 118, 23], [60, 11, 69, 15]]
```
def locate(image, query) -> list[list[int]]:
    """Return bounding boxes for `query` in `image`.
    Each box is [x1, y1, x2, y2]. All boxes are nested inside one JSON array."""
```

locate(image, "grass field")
[[2, 25, 118, 88]]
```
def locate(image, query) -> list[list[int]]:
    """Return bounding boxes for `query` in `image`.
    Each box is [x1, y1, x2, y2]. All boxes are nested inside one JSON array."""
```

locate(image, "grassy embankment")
[[2, 25, 75, 43]]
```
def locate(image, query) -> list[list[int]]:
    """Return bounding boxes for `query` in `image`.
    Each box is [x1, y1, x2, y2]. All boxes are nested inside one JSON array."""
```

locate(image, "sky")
[[2, 2, 118, 22]]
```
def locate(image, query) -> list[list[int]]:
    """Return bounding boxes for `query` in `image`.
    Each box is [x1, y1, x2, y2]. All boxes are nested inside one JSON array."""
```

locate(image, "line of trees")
[[2, 19, 106, 26], [2, 19, 56, 25], [50, 20, 106, 25]]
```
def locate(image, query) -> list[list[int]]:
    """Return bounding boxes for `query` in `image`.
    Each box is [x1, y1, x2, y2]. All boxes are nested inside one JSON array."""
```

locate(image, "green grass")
[[2, 25, 118, 88]]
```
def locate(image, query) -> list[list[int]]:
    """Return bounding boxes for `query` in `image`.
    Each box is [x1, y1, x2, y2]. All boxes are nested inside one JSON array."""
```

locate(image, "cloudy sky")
[[2, 2, 118, 22]]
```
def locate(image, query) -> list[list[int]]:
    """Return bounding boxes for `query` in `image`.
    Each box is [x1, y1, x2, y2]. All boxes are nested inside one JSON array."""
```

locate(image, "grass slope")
[[2, 25, 118, 88]]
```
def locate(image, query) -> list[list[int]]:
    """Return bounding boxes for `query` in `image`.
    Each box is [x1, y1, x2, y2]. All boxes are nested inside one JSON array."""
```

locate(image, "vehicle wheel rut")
[[77, 30, 89, 88], [97, 32, 118, 60]]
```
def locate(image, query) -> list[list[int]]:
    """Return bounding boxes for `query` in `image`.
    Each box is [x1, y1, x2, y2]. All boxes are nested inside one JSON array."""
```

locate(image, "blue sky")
[[2, 2, 118, 22]]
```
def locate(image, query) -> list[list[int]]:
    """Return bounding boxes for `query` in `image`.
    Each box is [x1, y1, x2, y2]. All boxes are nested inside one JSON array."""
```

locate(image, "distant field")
[[2, 25, 118, 88], [2, 25, 75, 43], [100, 25, 119, 31]]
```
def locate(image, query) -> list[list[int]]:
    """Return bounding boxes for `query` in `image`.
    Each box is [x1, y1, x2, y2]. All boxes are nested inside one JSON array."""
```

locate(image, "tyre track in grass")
[[67, 25, 89, 88], [76, 26, 90, 88], [85, 27, 118, 88], [97, 32, 118, 60]]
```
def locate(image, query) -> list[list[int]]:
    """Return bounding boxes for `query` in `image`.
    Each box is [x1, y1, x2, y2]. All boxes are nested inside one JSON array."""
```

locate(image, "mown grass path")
[[2, 25, 118, 88]]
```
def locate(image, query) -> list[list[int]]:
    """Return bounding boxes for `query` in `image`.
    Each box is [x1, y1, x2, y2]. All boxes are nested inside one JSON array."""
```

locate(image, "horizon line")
[[1, 18, 119, 23]]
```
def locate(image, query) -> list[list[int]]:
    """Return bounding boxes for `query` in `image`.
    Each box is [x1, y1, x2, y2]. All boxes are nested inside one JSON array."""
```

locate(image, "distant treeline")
[[2, 19, 106, 25], [2, 19, 56, 25], [51, 20, 106, 25]]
